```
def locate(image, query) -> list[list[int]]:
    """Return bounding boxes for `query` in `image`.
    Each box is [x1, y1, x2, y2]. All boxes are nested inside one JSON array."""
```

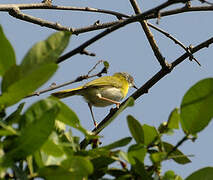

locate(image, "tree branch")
[[25, 60, 107, 98], [129, 0, 168, 68], [80, 36, 213, 148], [57, 0, 189, 63], [146, 5, 213, 19], [147, 22, 201, 66]]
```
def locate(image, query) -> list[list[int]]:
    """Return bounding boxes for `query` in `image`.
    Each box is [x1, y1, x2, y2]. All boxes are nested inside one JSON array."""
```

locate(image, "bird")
[[51, 72, 137, 127]]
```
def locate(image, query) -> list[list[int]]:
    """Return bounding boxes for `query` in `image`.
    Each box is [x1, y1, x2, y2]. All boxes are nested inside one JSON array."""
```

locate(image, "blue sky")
[[1, 0, 213, 178]]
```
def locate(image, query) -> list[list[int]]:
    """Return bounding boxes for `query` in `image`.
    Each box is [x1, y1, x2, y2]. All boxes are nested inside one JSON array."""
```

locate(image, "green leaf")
[[21, 31, 71, 75], [185, 167, 213, 180], [103, 61, 109, 70], [0, 25, 16, 76], [12, 164, 28, 180], [101, 137, 132, 150], [51, 97, 90, 136], [38, 166, 76, 180], [127, 115, 144, 144], [168, 108, 180, 129], [1, 100, 58, 166], [0, 121, 19, 136], [163, 142, 191, 164], [142, 124, 158, 146], [41, 133, 64, 157], [1, 65, 21, 93], [0, 63, 57, 108], [163, 170, 183, 180], [132, 159, 152, 180], [91, 156, 114, 169], [62, 156, 93, 178], [4, 102, 25, 125], [180, 78, 213, 134], [150, 152, 167, 164], [128, 144, 146, 165], [107, 168, 129, 178]]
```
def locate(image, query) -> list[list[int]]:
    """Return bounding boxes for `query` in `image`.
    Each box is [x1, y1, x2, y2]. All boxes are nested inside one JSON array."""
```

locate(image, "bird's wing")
[[51, 86, 84, 98], [84, 76, 122, 88]]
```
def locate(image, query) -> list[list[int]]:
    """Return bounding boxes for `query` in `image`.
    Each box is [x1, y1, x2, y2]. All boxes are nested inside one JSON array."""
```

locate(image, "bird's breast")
[[83, 87, 124, 107]]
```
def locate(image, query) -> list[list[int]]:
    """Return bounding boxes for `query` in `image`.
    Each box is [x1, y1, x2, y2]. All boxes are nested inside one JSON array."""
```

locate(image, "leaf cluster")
[[0, 25, 213, 180]]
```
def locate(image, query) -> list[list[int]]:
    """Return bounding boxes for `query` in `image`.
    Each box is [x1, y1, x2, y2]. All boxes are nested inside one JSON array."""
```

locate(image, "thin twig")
[[167, 135, 189, 157], [146, 5, 213, 19], [0, 3, 129, 18], [57, 0, 188, 63], [199, 0, 213, 6], [129, 0, 168, 68], [25, 61, 107, 98], [80, 36, 213, 148], [147, 22, 201, 66]]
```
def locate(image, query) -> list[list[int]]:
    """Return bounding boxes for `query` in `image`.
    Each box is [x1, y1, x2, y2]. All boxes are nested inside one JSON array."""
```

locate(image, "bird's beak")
[[133, 84, 138, 89]]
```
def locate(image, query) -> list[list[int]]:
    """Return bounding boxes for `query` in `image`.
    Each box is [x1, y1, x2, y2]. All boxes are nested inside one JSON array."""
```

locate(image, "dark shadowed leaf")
[[180, 78, 213, 134], [132, 159, 153, 180], [127, 115, 144, 144], [185, 167, 213, 180], [101, 137, 132, 150], [1, 100, 58, 166], [163, 142, 191, 164], [4, 102, 25, 125], [0, 25, 16, 76]]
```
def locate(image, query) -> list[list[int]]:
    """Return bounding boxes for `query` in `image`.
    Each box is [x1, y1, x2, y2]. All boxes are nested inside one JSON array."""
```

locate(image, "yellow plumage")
[[52, 72, 137, 127]]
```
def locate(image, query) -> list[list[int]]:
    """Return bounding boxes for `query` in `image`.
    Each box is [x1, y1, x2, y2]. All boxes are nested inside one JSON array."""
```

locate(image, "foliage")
[[0, 26, 213, 180]]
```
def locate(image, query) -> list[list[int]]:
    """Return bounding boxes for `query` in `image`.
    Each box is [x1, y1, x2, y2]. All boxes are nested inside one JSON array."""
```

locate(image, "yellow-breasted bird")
[[52, 72, 137, 127]]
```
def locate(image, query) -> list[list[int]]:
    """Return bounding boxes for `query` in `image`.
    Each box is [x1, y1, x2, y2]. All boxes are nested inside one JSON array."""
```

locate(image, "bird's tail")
[[51, 86, 84, 99]]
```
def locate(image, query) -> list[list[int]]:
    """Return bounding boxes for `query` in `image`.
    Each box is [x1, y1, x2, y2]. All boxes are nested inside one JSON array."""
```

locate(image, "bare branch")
[[9, 7, 73, 32], [146, 5, 213, 19], [25, 60, 107, 98], [147, 22, 201, 66], [57, 0, 189, 64], [0, 3, 129, 18], [129, 0, 169, 68]]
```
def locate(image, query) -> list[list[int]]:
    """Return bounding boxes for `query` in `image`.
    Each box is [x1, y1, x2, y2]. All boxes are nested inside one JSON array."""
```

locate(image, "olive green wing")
[[84, 76, 122, 88]]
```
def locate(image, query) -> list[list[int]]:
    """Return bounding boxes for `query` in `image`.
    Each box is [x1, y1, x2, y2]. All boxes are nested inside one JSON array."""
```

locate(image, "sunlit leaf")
[[168, 108, 180, 129], [180, 78, 213, 134], [142, 124, 158, 146], [62, 156, 93, 178], [185, 167, 213, 180], [128, 144, 146, 165], [38, 166, 76, 180], [127, 115, 144, 144], [0, 25, 16, 76], [0, 63, 57, 108], [21, 31, 71, 75]]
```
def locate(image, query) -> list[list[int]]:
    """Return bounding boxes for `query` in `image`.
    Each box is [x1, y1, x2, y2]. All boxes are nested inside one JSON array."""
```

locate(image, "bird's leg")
[[97, 94, 120, 108], [88, 103, 97, 128]]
